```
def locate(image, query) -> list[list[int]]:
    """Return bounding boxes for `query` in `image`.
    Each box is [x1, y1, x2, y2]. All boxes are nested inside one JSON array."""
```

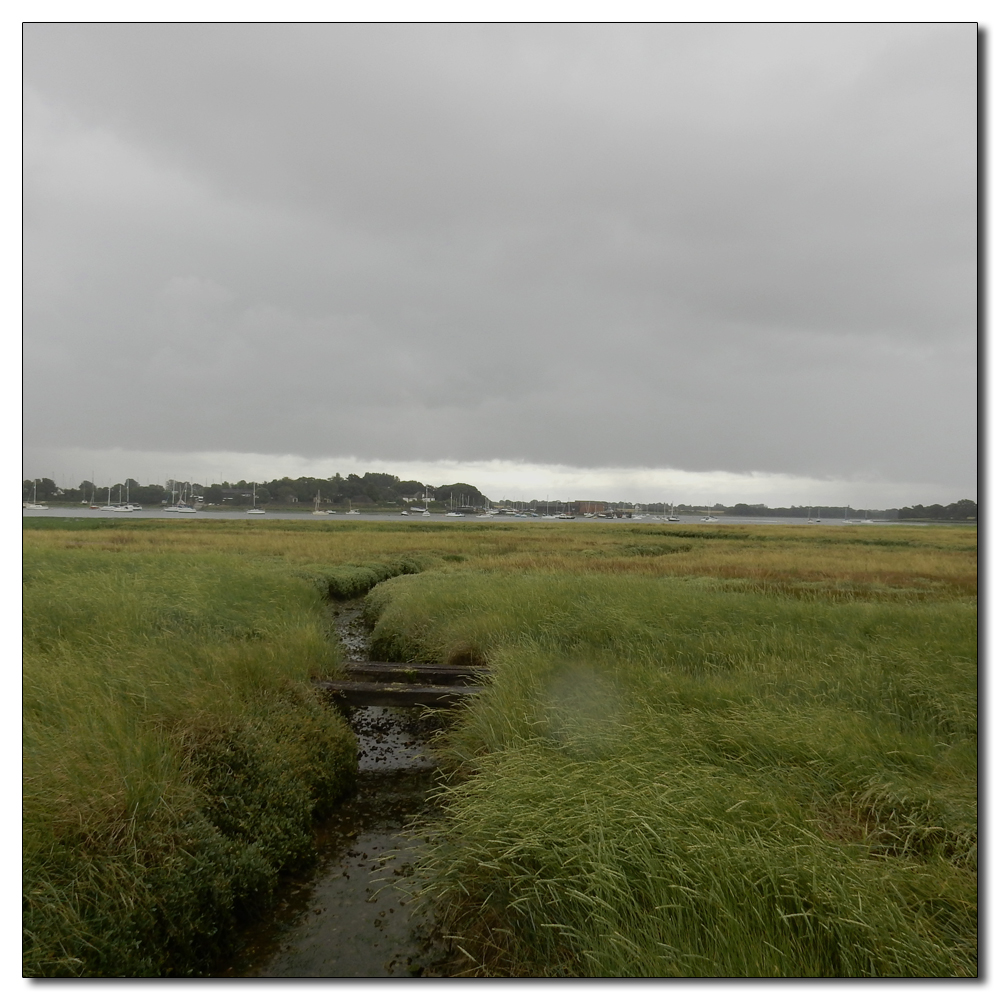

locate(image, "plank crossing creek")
[[216, 599, 475, 978]]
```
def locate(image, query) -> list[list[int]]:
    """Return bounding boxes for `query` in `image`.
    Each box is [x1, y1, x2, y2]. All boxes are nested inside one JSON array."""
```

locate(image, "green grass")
[[23, 519, 977, 977], [23, 544, 358, 976], [362, 569, 977, 976]]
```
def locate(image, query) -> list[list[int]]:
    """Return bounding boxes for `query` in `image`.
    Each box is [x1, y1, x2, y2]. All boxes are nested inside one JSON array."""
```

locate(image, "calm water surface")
[[23, 508, 908, 526]]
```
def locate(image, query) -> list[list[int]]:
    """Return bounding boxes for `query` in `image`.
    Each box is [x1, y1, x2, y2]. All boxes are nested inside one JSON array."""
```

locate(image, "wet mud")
[[217, 600, 451, 978]]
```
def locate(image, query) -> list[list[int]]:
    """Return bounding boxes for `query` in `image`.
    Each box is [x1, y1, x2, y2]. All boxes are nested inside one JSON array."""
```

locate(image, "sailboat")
[[666, 504, 680, 522], [247, 483, 266, 514], [312, 489, 329, 514], [99, 486, 120, 511], [110, 481, 140, 511], [122, 480, 141, 511], [23, 479, 49, 510], [164, 483, 197, 513], [406, 487, 432, 515]]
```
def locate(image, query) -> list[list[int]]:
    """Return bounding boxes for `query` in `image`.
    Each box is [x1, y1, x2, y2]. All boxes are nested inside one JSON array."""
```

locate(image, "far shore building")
[[573, 500, 607, 514]]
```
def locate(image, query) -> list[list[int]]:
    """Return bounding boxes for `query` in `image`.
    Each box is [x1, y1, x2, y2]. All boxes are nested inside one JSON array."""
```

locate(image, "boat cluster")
[[419, 509, 578, 519]]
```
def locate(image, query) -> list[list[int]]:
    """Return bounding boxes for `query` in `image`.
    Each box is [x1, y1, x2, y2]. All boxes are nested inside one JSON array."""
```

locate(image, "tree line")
[[23, 474, 487, 508], [22, 476, 977, 520]]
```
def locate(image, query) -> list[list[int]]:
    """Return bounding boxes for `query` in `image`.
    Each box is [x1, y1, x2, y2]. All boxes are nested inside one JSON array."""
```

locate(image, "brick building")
[[573, 500, 607, 514]]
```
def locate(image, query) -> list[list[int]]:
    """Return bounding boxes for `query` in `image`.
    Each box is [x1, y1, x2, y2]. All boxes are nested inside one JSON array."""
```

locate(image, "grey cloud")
[[23, 23, 976, 494]]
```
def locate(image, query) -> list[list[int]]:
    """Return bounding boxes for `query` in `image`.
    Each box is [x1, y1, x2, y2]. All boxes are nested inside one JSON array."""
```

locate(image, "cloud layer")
[[23, 24, 977, 498]]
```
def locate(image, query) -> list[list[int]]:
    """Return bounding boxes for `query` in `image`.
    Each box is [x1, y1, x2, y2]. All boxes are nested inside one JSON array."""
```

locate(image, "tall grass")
[[363, 565, 977, 976], [23, 541, 357, 976], [23, 518, 976, 596], [23, 519, 977, 977]]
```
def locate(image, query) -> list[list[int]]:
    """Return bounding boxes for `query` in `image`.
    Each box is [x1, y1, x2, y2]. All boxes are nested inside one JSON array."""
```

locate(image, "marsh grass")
[[306, 557, 424, 599], [24, 517, 976, 596], [23, 541, 358, 976], [361, 562, 976, 976], [23, 519, 976, 977]]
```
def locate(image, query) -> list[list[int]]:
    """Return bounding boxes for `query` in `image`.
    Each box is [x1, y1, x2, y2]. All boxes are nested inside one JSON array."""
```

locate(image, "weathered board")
[[341, 661, 489, 685], [315, 678, 485, 708]]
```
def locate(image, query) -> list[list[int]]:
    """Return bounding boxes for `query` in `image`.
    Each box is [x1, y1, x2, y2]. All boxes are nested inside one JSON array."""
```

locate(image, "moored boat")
[[246, 482, 265, 514], [23, 479, 50, 510]]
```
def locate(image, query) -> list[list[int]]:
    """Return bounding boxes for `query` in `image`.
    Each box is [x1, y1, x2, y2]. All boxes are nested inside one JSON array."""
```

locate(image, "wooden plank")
[[342, 662, 488, 685], [315, 679, 485, 708], [344, 660, 488, 679]]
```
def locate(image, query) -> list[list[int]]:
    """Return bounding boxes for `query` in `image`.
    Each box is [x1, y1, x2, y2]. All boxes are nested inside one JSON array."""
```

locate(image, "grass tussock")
[[307, 557, 424, 600], [23, 541, 358, 976]]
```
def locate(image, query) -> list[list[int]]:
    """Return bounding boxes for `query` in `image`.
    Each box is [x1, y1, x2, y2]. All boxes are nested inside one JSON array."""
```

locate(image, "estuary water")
[[22, 507, 908, 526]]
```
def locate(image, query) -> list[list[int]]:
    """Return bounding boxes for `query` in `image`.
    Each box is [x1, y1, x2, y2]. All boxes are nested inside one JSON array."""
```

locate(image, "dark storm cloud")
[[23, 23, 976, 491]]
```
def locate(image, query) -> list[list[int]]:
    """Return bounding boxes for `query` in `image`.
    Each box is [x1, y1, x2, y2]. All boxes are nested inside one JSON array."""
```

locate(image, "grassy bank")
[[22, 533, 360, 976], [358, 529, 977, 976], [23, 518, 976, 977]]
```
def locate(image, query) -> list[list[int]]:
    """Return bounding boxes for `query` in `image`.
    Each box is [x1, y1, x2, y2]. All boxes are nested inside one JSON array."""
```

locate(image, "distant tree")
[[950, 499, 978, 520], [434, 483, 485, 505], [24, 478, 59, 501], [361, 472, 399, 491], [343, 473, 392, 503], [129, 483, 167, 505], [899, 500, 977, 521], [729, 503, 767, 515]]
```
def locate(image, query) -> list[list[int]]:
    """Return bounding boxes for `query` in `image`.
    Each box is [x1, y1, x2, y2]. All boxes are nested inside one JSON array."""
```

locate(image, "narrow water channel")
[[216, 600, 451, 978]]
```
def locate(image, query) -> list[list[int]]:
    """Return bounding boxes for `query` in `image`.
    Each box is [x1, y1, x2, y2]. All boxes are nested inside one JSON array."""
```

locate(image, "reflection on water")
[[220, 707, 449, 978], [220, 761, 442, 977]]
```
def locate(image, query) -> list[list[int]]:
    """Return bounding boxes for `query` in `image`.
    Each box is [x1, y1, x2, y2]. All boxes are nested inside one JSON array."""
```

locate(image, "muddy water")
[[217, 600, 450, 978]]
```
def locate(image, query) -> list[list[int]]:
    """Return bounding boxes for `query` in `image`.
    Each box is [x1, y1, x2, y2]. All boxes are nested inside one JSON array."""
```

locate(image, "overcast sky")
[[22, 22, 976, 505]]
